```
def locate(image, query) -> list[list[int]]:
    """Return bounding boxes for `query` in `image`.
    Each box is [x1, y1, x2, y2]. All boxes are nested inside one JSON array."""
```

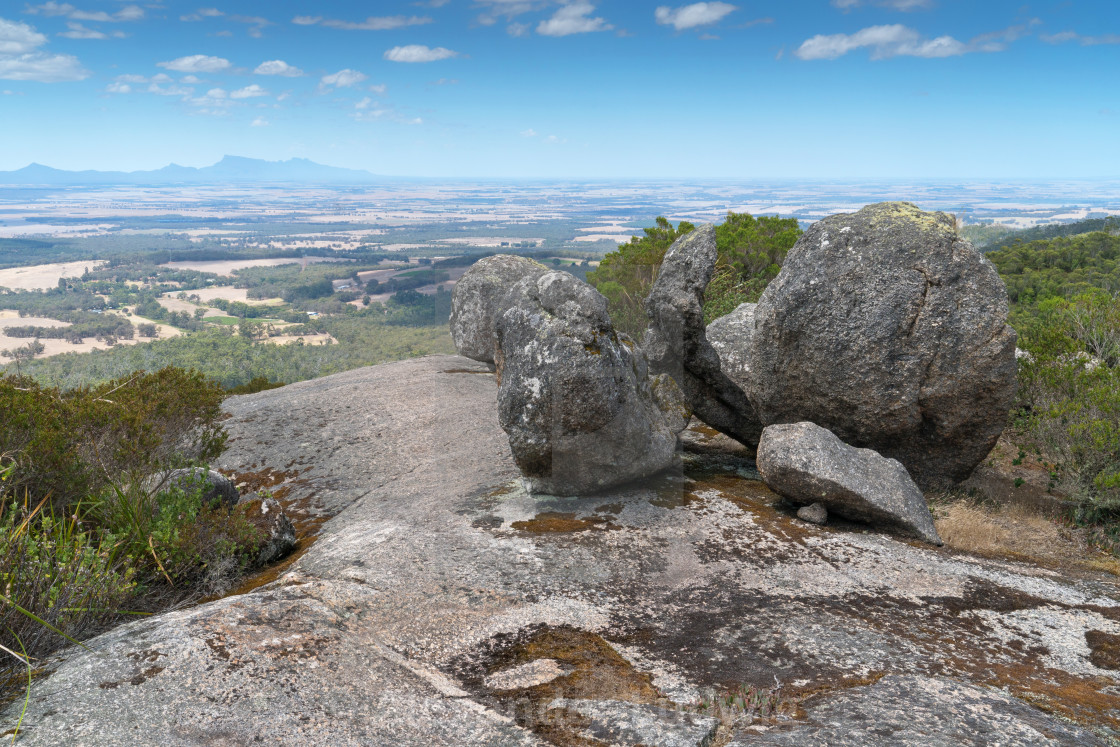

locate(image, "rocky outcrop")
[[746, 202, 1017, 489], [704, 301, 755, 394], [155, 467, 240, 509], [450, 254, 549, 363], [5, 356, 1118, 745], [643, 225, 763, 446], [495, 271, 688, 494], [757, 421, 942, 545]]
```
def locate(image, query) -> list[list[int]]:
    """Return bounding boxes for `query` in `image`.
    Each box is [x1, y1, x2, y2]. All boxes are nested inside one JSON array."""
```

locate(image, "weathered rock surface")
[[643, 224, 763, 446], [704, 301, 755, 394], [546, 698, 719, 747], [495, 270, 687, 494], [450, 254, 549, 363], [747, 202, 1018, 489], [734, 675, 1103, 746], [156, 467, 239, 509], [6, 356, 1119, 746], [757, 421, 942, 545]]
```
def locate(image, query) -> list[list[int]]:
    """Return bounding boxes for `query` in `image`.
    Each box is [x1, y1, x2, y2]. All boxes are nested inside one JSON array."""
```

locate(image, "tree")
[[138, 323, 158, 338]]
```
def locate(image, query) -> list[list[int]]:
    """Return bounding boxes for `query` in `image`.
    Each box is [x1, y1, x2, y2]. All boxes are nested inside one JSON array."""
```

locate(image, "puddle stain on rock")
[[511, 512, 620, 534], [450, 624, 663, 746]]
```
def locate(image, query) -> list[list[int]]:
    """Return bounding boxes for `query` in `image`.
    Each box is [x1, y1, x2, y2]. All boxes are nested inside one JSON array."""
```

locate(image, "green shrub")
[[588, 213, 801, 337], [0, 368, 226, 512]]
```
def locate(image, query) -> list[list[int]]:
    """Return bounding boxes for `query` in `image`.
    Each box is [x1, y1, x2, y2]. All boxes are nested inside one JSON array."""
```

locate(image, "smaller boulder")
[[449, 254, 549, 363], [797, 502, 828, 525], [159, 468, 239, 510], [756, 422, 942, 545]]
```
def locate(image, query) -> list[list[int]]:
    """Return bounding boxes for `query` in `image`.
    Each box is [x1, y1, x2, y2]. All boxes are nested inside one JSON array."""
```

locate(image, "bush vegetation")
[[0, 369, 269, 703], [587, 213, 802, 337]]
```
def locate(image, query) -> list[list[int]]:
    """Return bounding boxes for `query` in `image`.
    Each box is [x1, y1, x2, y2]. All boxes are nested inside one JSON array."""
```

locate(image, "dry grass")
[[934, 500, 1120, 575]]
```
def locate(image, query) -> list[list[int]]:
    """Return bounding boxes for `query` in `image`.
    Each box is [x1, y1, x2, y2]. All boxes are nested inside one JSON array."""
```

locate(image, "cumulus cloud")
[[230, 83, 267, 99], [384, 44, 458, 62], [26, 3, 144, 22], [157, 54, 231, 73], [320, 68, 367, 88], [507, 22, 529, 36], [537, 2, 612, 36], [294, 14, 432, 30], [831, 0, 933, 10], [0, 17, 88, 81], [104, 81, 129, 93], [1041, 30, 1120, 46], [251, 116, 268, 126], [254, 59, 303, 76], [654, 3, 736, 31], [368, 83, 387, 94]]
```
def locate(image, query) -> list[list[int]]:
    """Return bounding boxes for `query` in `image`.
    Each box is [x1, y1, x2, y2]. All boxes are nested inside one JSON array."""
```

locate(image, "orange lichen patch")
[[453, 625, 662, 746], [688, 424, 723, 442], [987, 664, 1120, 732], [511, 512, 618, 534], [1086, 631, 1120, 671], [232, 467, 307, 501]]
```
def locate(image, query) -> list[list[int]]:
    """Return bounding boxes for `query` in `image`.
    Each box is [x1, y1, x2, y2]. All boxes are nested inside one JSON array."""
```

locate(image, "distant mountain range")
[[0, 156, 379, 185]]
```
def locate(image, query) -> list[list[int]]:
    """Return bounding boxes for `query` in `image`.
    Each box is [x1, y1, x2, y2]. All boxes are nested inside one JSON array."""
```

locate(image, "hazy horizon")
[[2, 1, 1118, 179]]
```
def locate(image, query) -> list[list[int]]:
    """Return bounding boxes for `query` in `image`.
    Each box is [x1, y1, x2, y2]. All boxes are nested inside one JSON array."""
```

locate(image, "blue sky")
[[1, 1, 1117, 177]]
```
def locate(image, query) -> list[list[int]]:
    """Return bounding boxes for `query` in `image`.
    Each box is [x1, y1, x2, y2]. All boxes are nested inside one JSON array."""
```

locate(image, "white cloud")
[[150, 73, 172, 83], [104, 81, 129, 93], [797, 21, 1036, 60], [254, 59, 303, 76], [0, 17, 88, 81], [320, 68, 367, 88], [58, 21, 106, 39], [520, 128, 537, 137], [115, 73, 146, 83], [544, 134, 565, 143], [181, 8, 224, 21], [230, 83, 267, 99], [147, 82, 193, 96], [1042, 30, 1120, 46], [507, 22, 529, 36], [181, 74, 200, 83], [26, 3, 144, 22], [205, 87, 227, 98], [157, 54, 231, 73], [296, 14, 432, 30], [251, 116, 268, 126], [796, 24, 964, 59], [384, 44, 458, 62], [368, 83, 387, 94], [831, 0, 933, 10], [428, 78, 457, 86], [654, 3, 736, 31], [537, 2, 612, 37]]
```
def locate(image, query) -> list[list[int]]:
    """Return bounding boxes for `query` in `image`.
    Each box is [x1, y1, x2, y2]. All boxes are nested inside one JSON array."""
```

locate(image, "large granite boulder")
[[756, 421, 942, 545], [747, 202, 1017, 489], [643, 225, 763, 447], [450, 254, 549, 363], [705, 301, 755, 394], [495, 271, 688, 494]]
